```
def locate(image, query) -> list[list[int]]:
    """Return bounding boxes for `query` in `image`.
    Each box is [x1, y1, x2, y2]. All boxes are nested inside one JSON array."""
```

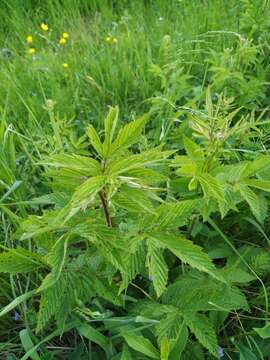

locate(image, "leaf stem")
[[99, 190, 112, 227]]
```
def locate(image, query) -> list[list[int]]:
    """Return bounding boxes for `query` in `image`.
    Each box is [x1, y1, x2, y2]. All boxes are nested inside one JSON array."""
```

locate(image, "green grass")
[[1, 0, 270, 359]]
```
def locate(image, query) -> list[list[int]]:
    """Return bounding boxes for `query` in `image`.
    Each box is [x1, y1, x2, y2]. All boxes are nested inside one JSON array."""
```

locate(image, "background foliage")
[[1, 0, 270, 359]]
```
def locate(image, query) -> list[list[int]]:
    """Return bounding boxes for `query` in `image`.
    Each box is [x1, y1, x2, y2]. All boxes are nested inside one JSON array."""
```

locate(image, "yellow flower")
[[26, 35, 33, 44], [28, 48, 36, 54], [41, 23, 49, 31], [106, 36, 111, 42], [62, 32, 69, 39], [112, 37, 118, 44], [59, 37, 67, 45], [63, 63, 69, 68]]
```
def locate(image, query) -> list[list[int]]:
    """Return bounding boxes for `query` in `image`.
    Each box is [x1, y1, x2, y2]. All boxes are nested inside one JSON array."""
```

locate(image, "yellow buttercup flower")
[[26, 35, 33, 44], [62, 32, 69, 39], [41, 23, 49, 31], [63, 63, 69, 68], [59, 37, 67, 45], [106, 36, 111, 42], [112, 37, 118, 44], [28, 48, 36, 54]]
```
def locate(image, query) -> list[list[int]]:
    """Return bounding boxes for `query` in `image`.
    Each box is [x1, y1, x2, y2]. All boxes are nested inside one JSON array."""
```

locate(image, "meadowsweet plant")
[[1, 1, 270, 359], [0, 100, 270, 358]]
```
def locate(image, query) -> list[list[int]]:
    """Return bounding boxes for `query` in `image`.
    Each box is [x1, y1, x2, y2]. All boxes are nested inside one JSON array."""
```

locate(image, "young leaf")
[[106, 148, 173, 176], [41, 153, 101, 176], [86, 124, 104, 156], [110, 114, 149, 154], [183, 136, 205, 162], [103, 106, 119, 155], [197, 173, 225, 203], [71, 175, 106, 209]]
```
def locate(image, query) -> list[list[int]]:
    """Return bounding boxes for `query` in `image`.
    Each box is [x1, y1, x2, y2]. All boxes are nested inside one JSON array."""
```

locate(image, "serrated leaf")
[[238, 184, 262, 223], [106, 148, 172, 176], [123, 333, 159, 359], [183, 136, 205, 162], [242, 179, 270, 192], [114, 185, 155, 214], [184, 313, 218, 358], [110, 114, 149, 155], [0, 248, 44, 274], [36, 274, 67, 333], [87, 124, 104, 156], [147, 241, 168, 297], [41, 153, 101, 176], [163, 273, 249, 312], [197, 173, 225, 204], [71, 175, 106, 209], [152, 233, 216, 277], [156, 310, 184, 342], [147, 200, 198, 230], [103, 106, 119, 155], [38, 235, 69, 292]]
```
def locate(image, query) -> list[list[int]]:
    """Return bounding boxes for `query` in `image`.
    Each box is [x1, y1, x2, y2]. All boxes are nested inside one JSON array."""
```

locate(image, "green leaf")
[[236, 343, 257, 360], [87, 124, 104, 156], [110, 114, 149, 154], [242, 155, 270, 178], [121, 344, 133, 360], [183, 136, 205, 162], [197, 173, 225, 203], [147, 240, 168, 297], [38, 235, 69, 292], [36, 274, 67, 333], [254, 323, 270, 339], [19, 329, 41, 360], [106, 148, 172, 176], [160, 338, 170, 360], [71, 175, 106, 209], [147, 200, 198, 230], [41, 154, 101, 176], [156, 310, 184, 342], [238, 184, 262, 223], [169, 322, 188, 360], [184, 313, 218, 358], [242, 179, 270, 192], [0, 290, 36, 317], [77, 323, 110, 354], [0, 248, 44, 274], [113, 185, 155, 214], [152, 233, 216, 277], [103, 106, 119, 155], [123, 333, 159, 359], [163, 272, 248, 311]]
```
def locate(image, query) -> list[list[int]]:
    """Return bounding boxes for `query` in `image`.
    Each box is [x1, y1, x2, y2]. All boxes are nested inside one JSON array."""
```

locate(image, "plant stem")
[[99, 190, 112, 227]]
